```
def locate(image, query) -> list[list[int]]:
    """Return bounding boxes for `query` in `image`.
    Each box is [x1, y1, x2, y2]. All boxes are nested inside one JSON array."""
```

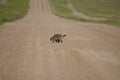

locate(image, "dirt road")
[[0, 0, 120, 80]]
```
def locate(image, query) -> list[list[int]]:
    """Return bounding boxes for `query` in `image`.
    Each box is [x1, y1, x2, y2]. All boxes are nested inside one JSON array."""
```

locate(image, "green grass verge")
[[49, 0, 73, 18], [49, 0, 88, 22], [50, 0, 120, 26], [0, 0, 30, 25]]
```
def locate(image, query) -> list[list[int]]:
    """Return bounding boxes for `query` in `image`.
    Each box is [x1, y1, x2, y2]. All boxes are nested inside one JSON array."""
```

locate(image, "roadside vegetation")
[[50, 0, 73, 18], [0, 0, 30, 24], [50, 0, 120, 26]]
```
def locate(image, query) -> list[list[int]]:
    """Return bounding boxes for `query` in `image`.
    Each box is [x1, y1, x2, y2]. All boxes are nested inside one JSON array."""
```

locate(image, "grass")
[[50, 0, 120, 26], [0, 0, 30, 24], [49, 0, 89, 22], [49, 0, 73, 18]]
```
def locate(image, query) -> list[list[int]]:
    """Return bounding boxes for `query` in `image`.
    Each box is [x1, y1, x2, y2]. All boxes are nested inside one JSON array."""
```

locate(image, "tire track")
[[67, 0, 106, 21]]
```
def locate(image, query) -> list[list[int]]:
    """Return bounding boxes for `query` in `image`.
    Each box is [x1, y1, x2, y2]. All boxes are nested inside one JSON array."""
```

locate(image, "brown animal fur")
[[50, 34, 67, 43]]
